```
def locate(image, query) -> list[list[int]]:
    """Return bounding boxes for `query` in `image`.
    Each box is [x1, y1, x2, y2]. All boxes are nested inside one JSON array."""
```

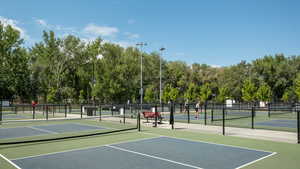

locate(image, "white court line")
[[12, 135, 161, 161], [26, 126, 58, 134], [235, 152, 277, 169], [143, 132, 274, 154], [0, 154, 22, 169], [106, 145, 202, 169], [143, 132, 277, 168]]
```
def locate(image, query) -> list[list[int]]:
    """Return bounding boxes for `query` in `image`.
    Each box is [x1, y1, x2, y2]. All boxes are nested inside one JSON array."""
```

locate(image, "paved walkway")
[[142, 120, 298, 144]]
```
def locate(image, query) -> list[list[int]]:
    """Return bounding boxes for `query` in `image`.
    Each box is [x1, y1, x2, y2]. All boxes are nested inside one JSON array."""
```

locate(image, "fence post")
[[204, 102, 207, 125], [46, 105, 49, 120], [268, 103, 270, 118], [187, 104, 190, 123], [154, 104, 158, 127], [171, 102, 174, 129], [0, 99, 2, 124], [123, 104, 126, 124], [211, 103, 214, 122], [251, 106, 254, 129], [137, 113, 141, 131], [33, 105, 35, 119], [65, 104, 67, 118], [222, 105, 225, 135], [297, 111, 299, 144]]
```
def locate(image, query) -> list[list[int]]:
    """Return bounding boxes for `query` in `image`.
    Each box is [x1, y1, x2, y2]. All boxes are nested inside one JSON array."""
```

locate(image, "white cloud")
[[124, 32, 139, 39], [127, 19, 136, 24], [210, 64, 221, 68], [83, 24, 119, 37], [35, 18, 78, 36], [0, 16, 29, 39]]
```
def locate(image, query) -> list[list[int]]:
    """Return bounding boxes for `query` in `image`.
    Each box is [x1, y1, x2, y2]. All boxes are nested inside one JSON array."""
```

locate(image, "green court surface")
[[0, 124, 299, 169]]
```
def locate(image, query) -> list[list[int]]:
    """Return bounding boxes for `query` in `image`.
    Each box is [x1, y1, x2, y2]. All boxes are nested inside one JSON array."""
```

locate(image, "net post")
[[251, 106, 254, 129], [204, 102, 207, 125], [187, 104, 190, 123], [222, 104, 225, 135], [154, 104, 158, 127], [297, 111, 300, 144], [111, 104, 114, 116], [162, 102, 164, 112], [46, 105, 49, 120], [123, 104, 126, 124], [64, 104, 67, 118]]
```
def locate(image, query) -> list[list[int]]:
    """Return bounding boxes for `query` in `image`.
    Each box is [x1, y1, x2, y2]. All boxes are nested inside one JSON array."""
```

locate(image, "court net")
[[0, 104, 140, 145]]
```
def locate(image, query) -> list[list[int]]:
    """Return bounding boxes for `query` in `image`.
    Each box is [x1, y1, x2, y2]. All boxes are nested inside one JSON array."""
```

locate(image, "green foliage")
[[163, 84, 179, 102], [79, 90, 85, 103], [282, 87, 296, 103], [199, 83, 212, 102], [144, 85, 156, 103], [47, 88, 57, 103], [256, 83, 272, 102], [294, 73, 300, 101], [242, 79, 257, 102], [217, 86, 229, 103], [184, 83, 199, 102], [2, 22, 300, 104], [0, 21, 31, 101]]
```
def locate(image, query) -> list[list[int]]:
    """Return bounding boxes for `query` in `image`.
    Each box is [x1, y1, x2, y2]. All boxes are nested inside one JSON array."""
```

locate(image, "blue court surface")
[[255, 119, 297, 128], [0, 123, 106, 139], [11, 137, 275, 169]]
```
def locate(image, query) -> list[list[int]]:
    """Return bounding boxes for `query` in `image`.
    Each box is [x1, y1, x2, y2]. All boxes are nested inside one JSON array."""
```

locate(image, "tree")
[[144, 85, 156, 103], [256, 83, 272, 102], [282, 87, 296, 103], [199, 83, 212, 103], [0, 21, 31, 101], [241, 79, 257, 102], [217, 86, 229, 103], [294, 73, 300, 101], [163, 84, 179, 102], [184, 83, 199, 102]]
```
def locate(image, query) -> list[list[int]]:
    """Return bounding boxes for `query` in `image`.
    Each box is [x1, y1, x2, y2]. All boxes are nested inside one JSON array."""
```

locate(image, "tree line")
[[1, 22, 300, 104]]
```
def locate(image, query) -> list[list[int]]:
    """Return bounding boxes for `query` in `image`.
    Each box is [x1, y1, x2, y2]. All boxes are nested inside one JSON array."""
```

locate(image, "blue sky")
[[1, 0, 299, 66]]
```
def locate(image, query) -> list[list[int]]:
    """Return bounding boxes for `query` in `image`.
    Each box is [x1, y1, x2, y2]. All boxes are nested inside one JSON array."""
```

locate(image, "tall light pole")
[[159, 47, 165, 106], [136, 42, 147, 112]]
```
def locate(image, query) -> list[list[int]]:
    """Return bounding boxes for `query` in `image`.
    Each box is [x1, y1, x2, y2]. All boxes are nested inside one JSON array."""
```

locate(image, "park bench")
[[142, 111, 163, 123]]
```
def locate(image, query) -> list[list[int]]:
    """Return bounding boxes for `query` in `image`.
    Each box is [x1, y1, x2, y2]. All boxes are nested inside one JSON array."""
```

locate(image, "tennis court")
[[255, 119, 297, 129], [0, 123, 107, 139], [6, 137, 274, 169]]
